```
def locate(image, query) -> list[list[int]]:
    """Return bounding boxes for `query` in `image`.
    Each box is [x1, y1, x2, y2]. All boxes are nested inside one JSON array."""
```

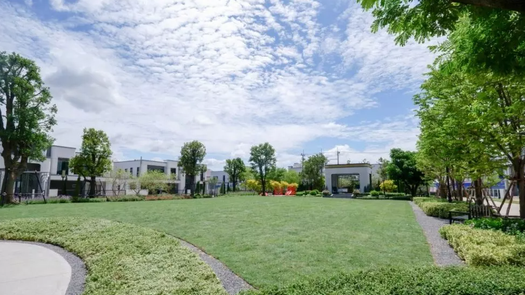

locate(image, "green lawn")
[[0, 196, 433, 287]]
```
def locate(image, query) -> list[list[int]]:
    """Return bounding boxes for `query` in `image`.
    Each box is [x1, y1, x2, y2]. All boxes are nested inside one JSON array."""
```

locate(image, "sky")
[[0, 0, 436, 170]]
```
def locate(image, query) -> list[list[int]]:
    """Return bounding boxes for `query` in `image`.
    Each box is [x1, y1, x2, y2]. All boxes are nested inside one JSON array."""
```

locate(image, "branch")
[[453, 0, 525, 12]]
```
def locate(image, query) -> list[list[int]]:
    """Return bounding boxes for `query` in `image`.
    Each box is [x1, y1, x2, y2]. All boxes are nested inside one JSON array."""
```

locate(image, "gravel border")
[[2, 240, 86, 295], [179, 239, 253, 295], [409, 202, 464, 267]]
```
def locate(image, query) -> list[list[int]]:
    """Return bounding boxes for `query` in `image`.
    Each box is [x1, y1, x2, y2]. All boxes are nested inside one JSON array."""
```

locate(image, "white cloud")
[[0, 1, 432, 171]]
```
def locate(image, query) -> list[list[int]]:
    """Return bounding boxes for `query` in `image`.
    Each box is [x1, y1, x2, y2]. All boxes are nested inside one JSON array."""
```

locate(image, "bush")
[[145, 195, 178, 201], [385, 192, 406, 197], [322, 190, 330, 196], [352, 189, 360, 197], [440, 224, 525, 266], [418, 201, 468, 218], [107, 196, 145, 202], [309, 190, 319, 196], [370, 190, 380, 197], [24, 198, 70, 205], [466, 218, 525, 236], [242, 266, 525, 295]]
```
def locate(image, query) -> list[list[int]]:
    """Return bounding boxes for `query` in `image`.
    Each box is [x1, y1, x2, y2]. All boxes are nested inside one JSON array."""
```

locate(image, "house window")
[[170, 168, 176, 176], [130, 167, 133, 175], [147, 165, 165, 173], [56, 158, 69, 175], [125, 168, 128, 173], [137, 167, 140, 176]]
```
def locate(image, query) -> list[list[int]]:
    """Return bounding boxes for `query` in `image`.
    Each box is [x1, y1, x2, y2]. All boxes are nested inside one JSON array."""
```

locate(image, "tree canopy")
[[387, 149, 425, 197], [283, 169, 301, 184], [302, 153, 328, 191], [249, 143, 276, 194], [0, 52, 57, 203], [70, 128, 112, 197], [357, 0, 525, 75], [224, 158, 246, 192], [178, 140, 206, 196]]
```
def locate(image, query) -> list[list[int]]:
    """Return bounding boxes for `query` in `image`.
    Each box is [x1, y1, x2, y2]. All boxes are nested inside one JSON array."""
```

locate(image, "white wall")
[[325, 165, 372, 193]]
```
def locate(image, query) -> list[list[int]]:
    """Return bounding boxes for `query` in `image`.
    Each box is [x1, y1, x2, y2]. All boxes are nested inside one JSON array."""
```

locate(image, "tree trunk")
[[89, 176, 96, 197], [261, 178, 266, 196], [446, 167, 452, 202], [410, 185, 418, 197], [190, 176, 195, 196], [474, 178, 483, 205], [4, 170, 17, 203], [233, 178, 237, 192]]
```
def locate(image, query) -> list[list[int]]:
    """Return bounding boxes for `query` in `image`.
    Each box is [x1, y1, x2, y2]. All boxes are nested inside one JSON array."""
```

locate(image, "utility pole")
[[337, 148, 340, 165], [301, 150, 306, 165]]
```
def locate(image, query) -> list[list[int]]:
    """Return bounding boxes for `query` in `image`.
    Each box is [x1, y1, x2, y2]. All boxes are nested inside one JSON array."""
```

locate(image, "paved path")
[[493, 200, 520, 217], [179, 240, 253, 295], [0, 242, 72, 295], [409, 202, 464, 267]]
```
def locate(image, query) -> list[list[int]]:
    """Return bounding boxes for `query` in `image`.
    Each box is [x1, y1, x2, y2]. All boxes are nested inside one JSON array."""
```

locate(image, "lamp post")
[[61, 170, 67, 196]]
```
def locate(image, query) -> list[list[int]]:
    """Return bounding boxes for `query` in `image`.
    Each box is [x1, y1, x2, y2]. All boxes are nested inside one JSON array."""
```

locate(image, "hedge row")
[[413, 197, 468, 218], [0, 218, 225, 295], [440, 224, 525, 267], [242, 266, 525, 295]]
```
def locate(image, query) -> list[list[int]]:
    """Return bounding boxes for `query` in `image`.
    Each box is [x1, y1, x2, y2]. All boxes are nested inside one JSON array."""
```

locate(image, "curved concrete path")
[[0, 242, 71, 295]]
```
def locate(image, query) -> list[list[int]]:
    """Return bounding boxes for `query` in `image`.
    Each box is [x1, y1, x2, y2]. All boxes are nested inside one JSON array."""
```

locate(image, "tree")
[[249, 143, 276, 195], [0, 52, 57, 204], [209, 177, 218, 196], [267, 167, 287, 182], [178, 141, 206, 196], [377, 157, 390, 195], [140, 170, 170, 195], [224, 158, 246, 192], [387, 149, 425, 197], [302, 153, 328, 190], [380, 180, 397, 193], [107, 168, 131, 196], [70, 128, 112, 197], [128, 176, 143, 196], [283, 170, 301, 184], [357, 1, 525, 75]]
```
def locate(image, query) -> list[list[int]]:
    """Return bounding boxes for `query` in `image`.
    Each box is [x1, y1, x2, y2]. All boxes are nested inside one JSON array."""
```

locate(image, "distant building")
[[288, 163, 302, 174]]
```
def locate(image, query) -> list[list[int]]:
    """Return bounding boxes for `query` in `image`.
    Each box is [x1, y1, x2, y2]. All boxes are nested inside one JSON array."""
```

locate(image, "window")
[[137, 167, 140, 177], [130, 167, 133, 175], [125, 168, 128, 173], [147, 165, 165, 173], [56, 158, 69, 175], [170, 168, 176, 175]]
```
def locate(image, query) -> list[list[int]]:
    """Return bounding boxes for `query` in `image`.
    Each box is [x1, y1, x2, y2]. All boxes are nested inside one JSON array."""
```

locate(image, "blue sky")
[[0, 0, 435, 170]]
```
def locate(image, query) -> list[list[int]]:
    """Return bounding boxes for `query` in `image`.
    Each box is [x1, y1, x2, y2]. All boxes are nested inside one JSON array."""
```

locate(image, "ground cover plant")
[[440, 224, 525, 266], [241, 266, 525, 295], [0, 196, 432, 287], [0, 218, 225, 295], [466, 218, 525, 237]]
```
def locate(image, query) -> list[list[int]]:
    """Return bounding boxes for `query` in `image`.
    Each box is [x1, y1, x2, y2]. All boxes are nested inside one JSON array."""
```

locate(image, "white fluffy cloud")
[[0, 1, 432, 170]]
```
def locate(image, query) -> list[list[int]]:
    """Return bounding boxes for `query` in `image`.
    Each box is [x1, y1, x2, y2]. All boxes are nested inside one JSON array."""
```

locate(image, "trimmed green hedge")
[[0, 218, 226, 295], [242, 266, 525, 295], [440, 224, 525, 267], [413, 197, 468, 218]]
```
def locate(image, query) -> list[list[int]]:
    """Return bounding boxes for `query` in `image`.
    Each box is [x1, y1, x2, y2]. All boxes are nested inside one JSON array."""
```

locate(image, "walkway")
[[493, 200, 520, 217], [0, 242, 72, 295], [409, 202, 464, 266]]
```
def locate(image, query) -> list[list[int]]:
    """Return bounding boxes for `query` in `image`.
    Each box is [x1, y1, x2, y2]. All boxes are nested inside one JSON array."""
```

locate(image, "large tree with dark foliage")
[[249, 143, 276, 195], [0, 52, 57, 204], [224, 157, 246, 192], [387, 149, 425, 197]]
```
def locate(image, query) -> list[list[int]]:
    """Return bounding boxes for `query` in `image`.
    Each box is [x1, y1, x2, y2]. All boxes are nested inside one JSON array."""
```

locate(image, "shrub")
[[107, 196, 145, 202], [24, 198, 70, 205], [352, 189, 360, 197], [203, 194, 212, 198], [370, 190, 380, 197], [145, 195, 178, 201], [466, 218, 525, 236], [440, 224, 525, 266], [380, 180, 397, 192], [296, 191, 305, 196], [322, 190, 330, 196], [243, 266, 525, 295], [418, 202, 468, 218], [309, 190, 319, 196], [385, 192, 406, 197]]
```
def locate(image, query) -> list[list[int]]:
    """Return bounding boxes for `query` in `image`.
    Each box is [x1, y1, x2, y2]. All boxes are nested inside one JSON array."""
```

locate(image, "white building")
[[0, 145, 110, 198], [288, 163, 302, 174], [324, 163, 373, 194]]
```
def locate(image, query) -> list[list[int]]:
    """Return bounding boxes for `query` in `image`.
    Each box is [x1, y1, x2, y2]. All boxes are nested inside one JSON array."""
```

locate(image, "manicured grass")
[[0, 218, 225, 295], [0, 196, 433, 287], [242, 266, 525, 295]]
